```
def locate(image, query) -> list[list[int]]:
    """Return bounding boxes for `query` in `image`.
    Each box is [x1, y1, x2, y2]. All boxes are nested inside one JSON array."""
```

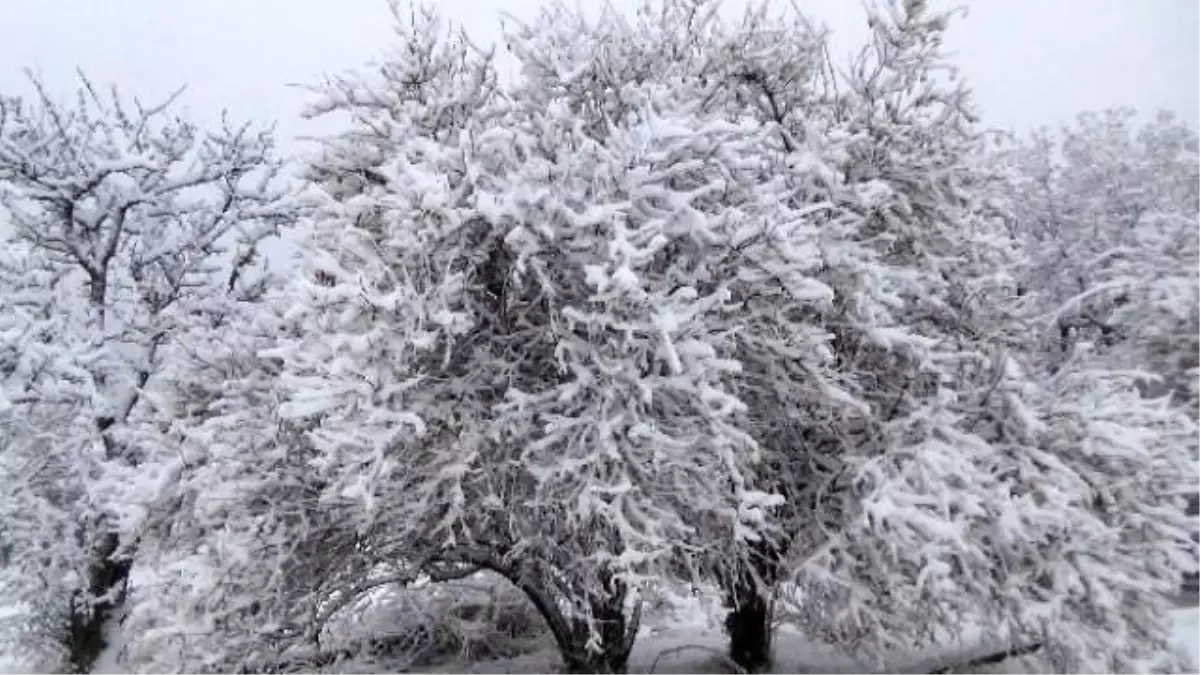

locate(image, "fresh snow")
[[29, 601, 1196, 674], [276, 596, 1199, 675], [1, 1, 1196, 673], [438, 609, 1199, 675]]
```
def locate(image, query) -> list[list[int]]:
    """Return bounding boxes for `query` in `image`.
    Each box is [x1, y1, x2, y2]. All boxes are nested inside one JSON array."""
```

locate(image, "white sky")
[[1, 0, 1196, 153]]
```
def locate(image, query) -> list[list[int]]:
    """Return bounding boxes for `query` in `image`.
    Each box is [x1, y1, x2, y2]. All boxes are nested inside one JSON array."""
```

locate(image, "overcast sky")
[[1, 0, 1196, 155]]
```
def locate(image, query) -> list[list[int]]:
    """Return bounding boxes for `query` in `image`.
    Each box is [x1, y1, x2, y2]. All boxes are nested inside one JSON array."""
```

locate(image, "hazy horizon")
[[0, 0, 1195, 157]]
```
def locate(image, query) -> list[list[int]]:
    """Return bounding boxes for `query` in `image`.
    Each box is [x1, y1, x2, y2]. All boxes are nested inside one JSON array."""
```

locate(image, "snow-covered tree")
[[765, 5, 1195, 671], [252, 5, 801, 671], [75, 2, 1197, 674], [999, 107, 1200, 653], [573, 0, 1031, 668], [0, 75, 291, 672], [1003, 108, 1199, 408], [621, 0, 1199, 671], [111, 286, 335, 673]]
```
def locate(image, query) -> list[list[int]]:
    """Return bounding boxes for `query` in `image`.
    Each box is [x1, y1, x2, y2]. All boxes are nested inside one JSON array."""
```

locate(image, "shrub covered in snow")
[[0, 2, 1195, 675]]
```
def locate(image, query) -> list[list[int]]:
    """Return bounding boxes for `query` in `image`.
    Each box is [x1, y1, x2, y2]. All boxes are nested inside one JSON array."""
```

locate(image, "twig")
[[926, 642, 1043, 674], [648, 644, 746, 674], [307, 559, 480, 645]]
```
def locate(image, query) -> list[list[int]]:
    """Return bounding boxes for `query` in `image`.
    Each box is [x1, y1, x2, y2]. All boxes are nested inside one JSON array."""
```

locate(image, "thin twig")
[[648, 644, 746, 675], [927, 642, 1043, 674]]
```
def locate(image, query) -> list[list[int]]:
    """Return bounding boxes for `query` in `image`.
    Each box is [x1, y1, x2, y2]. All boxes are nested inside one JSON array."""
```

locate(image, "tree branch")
[[926, 642, 1043, 674]]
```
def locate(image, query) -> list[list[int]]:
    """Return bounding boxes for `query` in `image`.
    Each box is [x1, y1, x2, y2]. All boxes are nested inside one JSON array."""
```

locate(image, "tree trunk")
[[724, 578, 773, 674], [503, 566, 634, 674], [539, 607, 633, 674], [68, 529, 132, 674], [574, 571, 636, 674], [67, 387, 142, 672], [723, 539, 782, 673]]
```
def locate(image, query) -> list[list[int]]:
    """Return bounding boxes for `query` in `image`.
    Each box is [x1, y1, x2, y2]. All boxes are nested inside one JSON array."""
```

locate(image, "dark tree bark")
[[64, 419, 138, 674], [68, 530, 132, 674], [724, 586, 772, 673], [722, 539, 784, 673], [499, 563, 636, 674]]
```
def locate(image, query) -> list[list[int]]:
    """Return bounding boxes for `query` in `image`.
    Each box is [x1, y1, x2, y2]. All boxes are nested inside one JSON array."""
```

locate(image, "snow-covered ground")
[[415, 606, 1200, 675], [406, 593, 1200, 675], [1172, 607, 1200, 672], [6, 597, 1197, 673]]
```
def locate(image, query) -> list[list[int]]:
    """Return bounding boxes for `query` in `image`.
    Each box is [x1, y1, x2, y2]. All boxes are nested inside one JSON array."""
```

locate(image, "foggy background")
[[0, 0, 1195, 261], [2, 0, 1195, 144]]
